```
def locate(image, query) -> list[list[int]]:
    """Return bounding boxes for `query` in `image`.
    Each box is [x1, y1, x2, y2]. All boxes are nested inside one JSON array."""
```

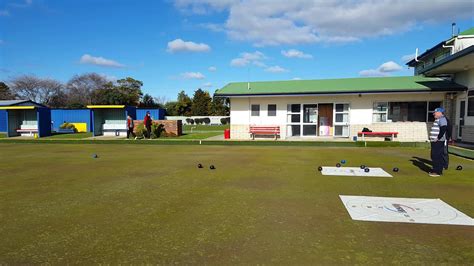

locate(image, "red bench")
[[250, 126, 280, 140], [358, 131, 398, 141]]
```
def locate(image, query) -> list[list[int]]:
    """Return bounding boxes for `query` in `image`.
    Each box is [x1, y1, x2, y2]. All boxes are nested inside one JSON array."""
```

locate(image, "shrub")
[[220, 117, 230, 125], [134, 123, 146, 138], [151, 123, 165, 139], [194, 118, 203, 125], [186, 118, 194, 125], [203, 117, 211, 125]]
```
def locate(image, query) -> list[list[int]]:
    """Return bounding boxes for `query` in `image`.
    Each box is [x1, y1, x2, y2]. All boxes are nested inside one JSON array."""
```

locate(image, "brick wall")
[[134, 119, 182, 136]]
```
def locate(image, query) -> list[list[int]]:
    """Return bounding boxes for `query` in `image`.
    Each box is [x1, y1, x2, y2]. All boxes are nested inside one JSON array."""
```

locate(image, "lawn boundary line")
[[0, 138, 432, 148]]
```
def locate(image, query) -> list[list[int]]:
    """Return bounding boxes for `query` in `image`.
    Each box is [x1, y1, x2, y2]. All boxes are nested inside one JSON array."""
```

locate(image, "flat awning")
[[86, 105, 126, 109], [0, 106, 36, 110]]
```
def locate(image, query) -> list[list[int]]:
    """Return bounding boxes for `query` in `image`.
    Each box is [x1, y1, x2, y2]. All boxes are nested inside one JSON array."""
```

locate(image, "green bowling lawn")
[[0, 143, 473, 264]]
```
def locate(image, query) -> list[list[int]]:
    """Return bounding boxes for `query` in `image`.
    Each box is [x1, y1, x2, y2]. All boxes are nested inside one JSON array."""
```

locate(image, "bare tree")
[[154, 95, 169, 106], [65, 73, 108, 107], [10, 75, 64, 105]]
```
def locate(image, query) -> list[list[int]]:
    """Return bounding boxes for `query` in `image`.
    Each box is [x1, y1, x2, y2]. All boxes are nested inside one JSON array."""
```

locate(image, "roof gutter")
[[215, 89, 466, 98]]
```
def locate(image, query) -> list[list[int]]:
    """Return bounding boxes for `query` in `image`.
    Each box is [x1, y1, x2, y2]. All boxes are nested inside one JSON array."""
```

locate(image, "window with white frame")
[[251, 104, 260, 116], [373, 102, 388, 122]]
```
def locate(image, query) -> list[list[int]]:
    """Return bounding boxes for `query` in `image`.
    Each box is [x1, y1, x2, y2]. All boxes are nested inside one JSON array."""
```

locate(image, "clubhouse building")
[[216, 27, 474, 142]]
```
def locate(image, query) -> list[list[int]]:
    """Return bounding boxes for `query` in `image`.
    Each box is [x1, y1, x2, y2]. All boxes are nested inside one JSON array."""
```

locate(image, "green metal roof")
[[215, 76, 466, 96], [459, 27, 474, 36]]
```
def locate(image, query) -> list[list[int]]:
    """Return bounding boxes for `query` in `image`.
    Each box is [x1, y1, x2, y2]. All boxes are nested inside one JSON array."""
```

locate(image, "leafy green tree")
[[176, 90, 192, 116], [0, 81, 14, 100], [139, 93, 161, 108], [211, 90, 229, 116], [191, 89, 212, 116], [90, 77, 143, 105], [115, 77, 143, 106], [164, 101, 179, 116]]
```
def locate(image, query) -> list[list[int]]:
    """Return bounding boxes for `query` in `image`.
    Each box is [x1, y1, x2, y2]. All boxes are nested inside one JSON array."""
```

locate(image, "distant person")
[[429, 107, 448, 177], [144, 111, 152, 139], [126, 115, 135, 139]]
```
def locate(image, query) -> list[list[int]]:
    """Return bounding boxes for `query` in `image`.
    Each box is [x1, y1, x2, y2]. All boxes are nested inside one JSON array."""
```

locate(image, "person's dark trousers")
[[443, 141, 449, 170], [127, 127, 135, 139], [431, 141, 444, 175], [146, 125, 151, 139]]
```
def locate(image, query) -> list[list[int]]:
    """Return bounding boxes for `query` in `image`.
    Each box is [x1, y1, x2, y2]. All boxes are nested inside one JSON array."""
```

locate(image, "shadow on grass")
[[410, 156, 432, 173]]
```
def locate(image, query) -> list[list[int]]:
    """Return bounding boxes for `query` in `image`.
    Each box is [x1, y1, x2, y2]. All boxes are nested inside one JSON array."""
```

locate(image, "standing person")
[[126, 115, 135, 139], [429, 107, 448, 177], [143, 111, 152, 139]]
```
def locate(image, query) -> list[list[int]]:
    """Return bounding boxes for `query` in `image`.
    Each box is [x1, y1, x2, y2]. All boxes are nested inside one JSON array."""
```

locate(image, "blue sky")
[[1, 0, 473, 100]]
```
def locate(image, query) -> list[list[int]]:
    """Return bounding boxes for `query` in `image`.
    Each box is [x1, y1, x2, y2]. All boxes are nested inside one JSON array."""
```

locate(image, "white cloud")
[[208, 66, 217, 72], [167, 38, 211, 53], [359, 61, 403, 77], [175, 0, 473, 46], [401, 53, 416, 62], [230, 51, 266, 67], [359, 69, 388, 77], [202, 82, 213, 87], [265, 65, 288, 73], [292, 77, 302, 80], [79, 54, 125, 68], [378, 61, 403, 72], [180, 72, 205, 80], [282, 49, 313, 59]]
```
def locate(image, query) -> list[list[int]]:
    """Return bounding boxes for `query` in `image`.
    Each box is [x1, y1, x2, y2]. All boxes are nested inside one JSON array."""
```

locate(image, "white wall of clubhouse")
[[229, 92, 446, 140]]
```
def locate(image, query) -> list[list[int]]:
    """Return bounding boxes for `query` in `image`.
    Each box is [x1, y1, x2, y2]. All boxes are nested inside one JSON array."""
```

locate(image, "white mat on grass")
[[322, 167, 392, 177], [340, 195, 474, 226]]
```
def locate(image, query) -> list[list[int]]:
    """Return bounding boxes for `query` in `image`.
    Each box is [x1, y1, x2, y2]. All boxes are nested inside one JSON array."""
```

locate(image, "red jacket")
[[144, 115, 152, 127], [127, 117, 134, 128]]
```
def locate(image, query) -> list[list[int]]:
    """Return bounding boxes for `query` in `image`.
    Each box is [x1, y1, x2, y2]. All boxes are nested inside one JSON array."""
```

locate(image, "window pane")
[[335, 113, 348, 123], [468, 97, 474, 116], [373, 113, 387, 122], [303, 104, 318, 123], [287, 125, 300, 136], [336, 104, 349, 112], [303, 125, 317, 136], [251, 104, 260, 116], [407, 102, 427, 122], [288, 104, 300, 113], [428, 101, 442, 112], [268, 104, 277, 116], [373, 102, 388, 112], [291, 114, 300, 123]]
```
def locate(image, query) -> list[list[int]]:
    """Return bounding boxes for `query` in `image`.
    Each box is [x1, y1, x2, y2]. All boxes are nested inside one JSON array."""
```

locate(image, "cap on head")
[[434, 107, 445, 113]]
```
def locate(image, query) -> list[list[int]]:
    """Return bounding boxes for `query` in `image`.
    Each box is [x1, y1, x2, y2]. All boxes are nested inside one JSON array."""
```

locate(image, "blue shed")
[[51, 109, 92, 132], [0, 100, 51, 138], [0, 110, 6, 132], [87, 105, 136, 137], [136, 108, 165, 121]]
